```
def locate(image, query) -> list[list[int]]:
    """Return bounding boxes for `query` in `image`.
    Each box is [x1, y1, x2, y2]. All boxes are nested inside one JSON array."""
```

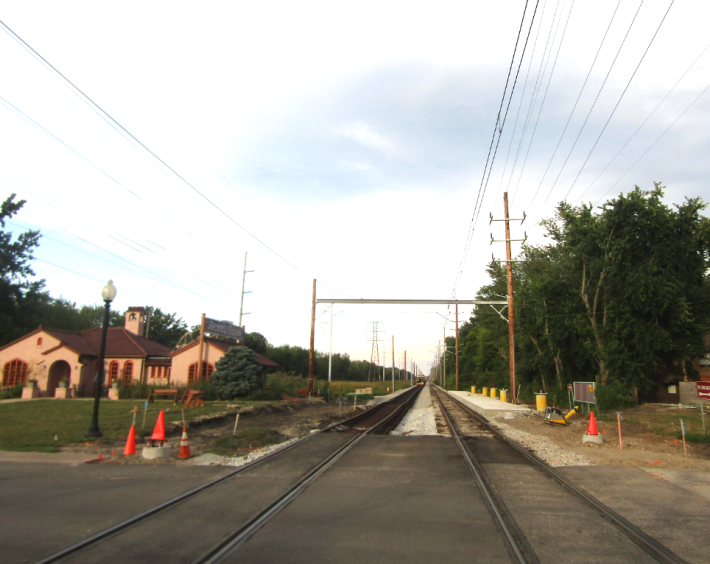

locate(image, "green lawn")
[[0, 399, 237, 453], [328, 380, 407, 396]]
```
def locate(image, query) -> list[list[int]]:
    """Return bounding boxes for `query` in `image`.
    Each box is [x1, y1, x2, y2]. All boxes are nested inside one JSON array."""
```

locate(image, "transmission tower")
[[366, 321, 384, 382]]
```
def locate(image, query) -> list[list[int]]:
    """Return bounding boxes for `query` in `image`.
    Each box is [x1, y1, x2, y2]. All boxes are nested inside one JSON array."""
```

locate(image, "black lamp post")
[[85, 280, 117, 439]]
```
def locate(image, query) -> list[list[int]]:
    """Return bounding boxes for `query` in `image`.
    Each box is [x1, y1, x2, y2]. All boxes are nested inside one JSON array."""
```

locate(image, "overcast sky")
[[1, 1, 709, 376]]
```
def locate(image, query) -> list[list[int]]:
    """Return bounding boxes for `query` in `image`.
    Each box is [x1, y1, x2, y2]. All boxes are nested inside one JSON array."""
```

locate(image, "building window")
[[3, 359, 28, 387], [188, 362, 214, 384], [109, 361, 119, 384], [37, 337, 43, 346], [150, 366, 167, 379], [123, 361, 134, 386]]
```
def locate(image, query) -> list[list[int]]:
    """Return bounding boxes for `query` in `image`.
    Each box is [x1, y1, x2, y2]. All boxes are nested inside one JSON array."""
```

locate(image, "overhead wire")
[[493, 0, 549, 205], [579, 38, 710, 200], [449, 0, 536, 305], [536, 0, 646, 212], [0, 19, 351, 298], [522, 0, 622, 210], [562, 0, 676, 201], [510, 0, 575, 206], [34, 258, 165, 303], [593, 81, 710, 205]]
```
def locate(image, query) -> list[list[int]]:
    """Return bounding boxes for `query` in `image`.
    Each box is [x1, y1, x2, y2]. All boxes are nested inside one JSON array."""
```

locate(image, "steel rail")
[[36, 389, 419, 564], [193, 385, 423, 563], [441, 387, 690, 564], [432, 387, 537, 564]]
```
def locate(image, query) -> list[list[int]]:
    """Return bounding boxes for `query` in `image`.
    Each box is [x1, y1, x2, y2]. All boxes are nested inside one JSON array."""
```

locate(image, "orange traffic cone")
[[151, 410, 166, 444], [178, 428, 191, 459], [123, 424, 136, 455], [99, 453, 103, 462], [586, 411, 599, 435]]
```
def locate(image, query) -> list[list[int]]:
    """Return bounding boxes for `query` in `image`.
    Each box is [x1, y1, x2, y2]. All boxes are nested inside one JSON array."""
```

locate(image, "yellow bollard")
[[490, 387, 497, 399], [482, 387, 488, 397], [471, 386, 476, 394], [535, 392, 548, 412], [500, 390, 508, 403]]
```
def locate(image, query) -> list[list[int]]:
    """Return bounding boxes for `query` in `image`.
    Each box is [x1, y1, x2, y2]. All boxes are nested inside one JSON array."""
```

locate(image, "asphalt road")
[[230, 435, 512, 564], [0, 462, 231, 563], [2, 433, 708, 563]]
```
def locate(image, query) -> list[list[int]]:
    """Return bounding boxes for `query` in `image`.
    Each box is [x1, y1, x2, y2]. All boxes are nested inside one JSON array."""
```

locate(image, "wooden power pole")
[[308, 279, 316, 397], [504, 193, 516, 404], [491, 192, 526, 404], [455, 304, 459, 392]]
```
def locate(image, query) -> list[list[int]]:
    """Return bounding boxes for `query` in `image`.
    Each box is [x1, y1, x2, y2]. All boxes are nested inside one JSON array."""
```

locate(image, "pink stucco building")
[[0, 307, 277, 398], [0, 307, 172, 397]]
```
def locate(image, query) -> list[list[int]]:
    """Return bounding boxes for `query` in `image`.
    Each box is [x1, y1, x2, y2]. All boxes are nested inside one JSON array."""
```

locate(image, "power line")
[[510, 0, 576, 207], [523, 0, 621, 210], [580, 38, 710, 199], [450, 0, 536, 302], [563, 0, 676, 201], [0, 18, 351, 298], [593, 81, 710, 205], [537, 0, 646, 212]]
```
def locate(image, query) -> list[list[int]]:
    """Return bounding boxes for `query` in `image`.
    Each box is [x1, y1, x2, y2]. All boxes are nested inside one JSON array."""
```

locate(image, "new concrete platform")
[[448, 390, 532, 417]]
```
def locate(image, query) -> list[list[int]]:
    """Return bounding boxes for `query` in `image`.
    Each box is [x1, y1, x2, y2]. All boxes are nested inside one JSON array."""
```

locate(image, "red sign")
[[697, 381, 710, 400]]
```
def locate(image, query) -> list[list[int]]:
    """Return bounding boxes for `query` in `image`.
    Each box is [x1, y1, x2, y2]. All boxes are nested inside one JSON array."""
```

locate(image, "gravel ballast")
[[390, 386, 439, 436], [490, 418, 593, 467]]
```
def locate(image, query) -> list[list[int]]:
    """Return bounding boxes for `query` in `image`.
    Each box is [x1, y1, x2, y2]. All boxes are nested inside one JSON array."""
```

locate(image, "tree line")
[[244, 333, 407, 382], [0, 194, 407, 380], [434, 185, 710, 403]]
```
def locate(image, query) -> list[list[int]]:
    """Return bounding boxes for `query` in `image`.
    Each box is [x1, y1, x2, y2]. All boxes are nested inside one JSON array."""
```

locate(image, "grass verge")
[[0, 399, 236, 452]]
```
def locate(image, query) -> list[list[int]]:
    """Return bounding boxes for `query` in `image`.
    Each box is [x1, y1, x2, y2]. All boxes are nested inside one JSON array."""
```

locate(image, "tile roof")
[[171, 337, 279, 367], [80, 328, 173, 357], [43, 329, 96, 356]]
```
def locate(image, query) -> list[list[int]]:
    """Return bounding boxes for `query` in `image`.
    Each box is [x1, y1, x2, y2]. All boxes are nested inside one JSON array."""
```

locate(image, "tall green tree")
[[145, 306, 188, 348], [0, 194, 45, 345]]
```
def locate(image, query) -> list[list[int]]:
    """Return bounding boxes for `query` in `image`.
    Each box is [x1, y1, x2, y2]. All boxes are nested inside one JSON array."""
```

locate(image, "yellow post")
[[471, 386, 476, 394], [500, 390, 508, 403], [483, 387, 488, 397], [490, 387, 497, 399]]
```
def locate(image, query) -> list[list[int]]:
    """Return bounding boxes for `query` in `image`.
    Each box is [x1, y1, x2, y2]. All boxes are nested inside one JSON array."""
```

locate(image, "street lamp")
[[85, 280, 117, 438]]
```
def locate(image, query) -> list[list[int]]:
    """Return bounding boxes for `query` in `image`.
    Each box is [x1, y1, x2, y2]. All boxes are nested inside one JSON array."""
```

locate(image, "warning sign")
[[697, 381, 710, 400], [573, 381, 596, 404]]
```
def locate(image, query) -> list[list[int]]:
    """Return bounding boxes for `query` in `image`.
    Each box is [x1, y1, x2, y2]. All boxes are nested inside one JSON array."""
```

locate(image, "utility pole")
[[308, 279, 316, 397], [443, 324, 447, 389], [382, 340, 386, 382], [391, 335, 395, 393], [328, 299, 333, 390], [491, 192, 526, 404], [455, 304, 460, 392], [238, 252, 254, 327]]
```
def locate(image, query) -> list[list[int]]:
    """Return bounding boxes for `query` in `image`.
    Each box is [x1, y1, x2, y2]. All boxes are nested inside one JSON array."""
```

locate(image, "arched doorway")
[[47, 361, 71, 397]]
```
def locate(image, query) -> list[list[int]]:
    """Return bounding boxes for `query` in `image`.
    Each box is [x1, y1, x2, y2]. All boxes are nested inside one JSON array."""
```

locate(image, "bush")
[[0, 384, 23, 400], [118, 382, 152, 399], [597, 382, 636, 410], [212, 346, 264, 399], [192, 380, 217, 401]]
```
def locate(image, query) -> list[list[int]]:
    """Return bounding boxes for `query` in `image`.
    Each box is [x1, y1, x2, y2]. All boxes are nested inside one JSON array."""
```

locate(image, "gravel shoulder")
[[491, 406, 710, 472]]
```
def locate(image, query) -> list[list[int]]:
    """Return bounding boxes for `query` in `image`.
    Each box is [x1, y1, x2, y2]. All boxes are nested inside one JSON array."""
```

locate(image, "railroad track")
[[432, 386, 690, 564], [37, 385, 422, 564]]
